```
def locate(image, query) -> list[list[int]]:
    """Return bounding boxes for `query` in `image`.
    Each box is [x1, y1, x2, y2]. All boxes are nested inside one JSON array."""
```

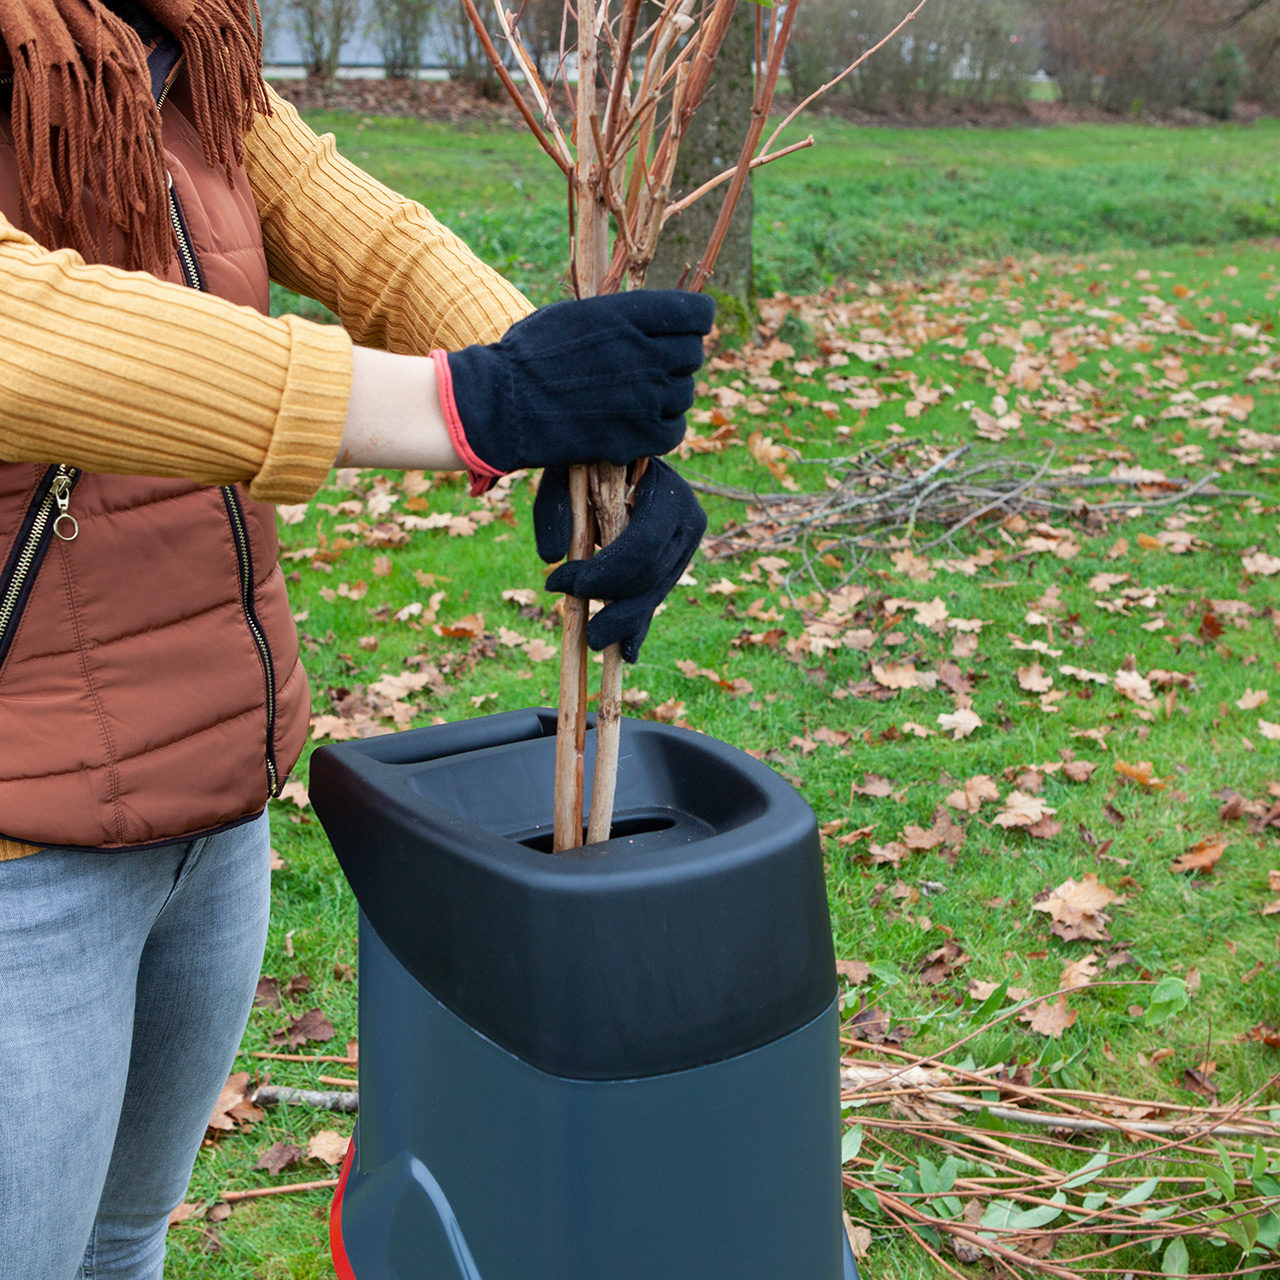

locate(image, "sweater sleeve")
[[244, 86, 535, 354], [0, 214, 353, 504]]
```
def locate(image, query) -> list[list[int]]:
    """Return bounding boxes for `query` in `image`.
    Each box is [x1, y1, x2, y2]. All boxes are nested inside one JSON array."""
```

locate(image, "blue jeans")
[[0, 813, 272, 1280]]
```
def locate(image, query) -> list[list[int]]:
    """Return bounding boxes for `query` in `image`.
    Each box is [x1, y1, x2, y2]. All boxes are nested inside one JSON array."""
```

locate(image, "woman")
[[0, 1, 711, 1276]]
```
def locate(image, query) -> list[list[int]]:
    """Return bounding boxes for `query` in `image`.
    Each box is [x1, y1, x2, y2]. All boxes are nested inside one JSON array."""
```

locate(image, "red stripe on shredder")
[[330, 1137, 357, 1280]]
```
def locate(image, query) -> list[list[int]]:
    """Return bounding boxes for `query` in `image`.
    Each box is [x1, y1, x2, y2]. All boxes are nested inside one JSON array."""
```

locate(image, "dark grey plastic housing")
[[310, 710, 857, 1280], [310, 710, 836, 1080]]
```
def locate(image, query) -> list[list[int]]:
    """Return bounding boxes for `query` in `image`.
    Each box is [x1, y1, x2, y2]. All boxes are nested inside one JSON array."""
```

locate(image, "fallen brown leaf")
[[276, 780, 310, 809], [1062, 759, 1098, 783], [851, 773, 896, 799], [1242, 552, 1280, 577], [1171, 838, 1227, 875], [254, 976, 281, 1010], [168, 1202, 205, 1229], [1059, 953, 1099, 990], [901, 823, 945, 852], [1017, 662, 1054, 693], [269, 1008, 335, 1051], [1021, 993, 1077, 1039], [1114, 759, 1167, 791], [1033, 874, 1122, 943], [993, 791, 1056, 829], [871, 661, 937, 691], [944, 774, 1000, 813], [307, 1130, 350, 1166], [255, 1142, 305, 1176], [207, 1073, 264, 1135], [919, 939, 969, 986], [938, 708, 983, 739], [1114, 669, 1155, 703]]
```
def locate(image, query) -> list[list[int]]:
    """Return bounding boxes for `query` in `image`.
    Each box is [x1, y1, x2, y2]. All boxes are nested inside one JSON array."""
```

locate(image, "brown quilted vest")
[[0, 36, 310, 849]]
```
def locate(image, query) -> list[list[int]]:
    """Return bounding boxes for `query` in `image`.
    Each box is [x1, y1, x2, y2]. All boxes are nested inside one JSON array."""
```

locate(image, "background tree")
[[256, 0, 287, 59], [508, 0, 574, 80], [370, 0, 436, 76], [440, 0, 511, 96], [290, 0, 362, 77]]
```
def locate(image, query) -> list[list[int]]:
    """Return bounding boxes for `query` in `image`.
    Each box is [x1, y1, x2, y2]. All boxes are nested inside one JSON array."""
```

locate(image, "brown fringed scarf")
[[0, 0, 270, 273]]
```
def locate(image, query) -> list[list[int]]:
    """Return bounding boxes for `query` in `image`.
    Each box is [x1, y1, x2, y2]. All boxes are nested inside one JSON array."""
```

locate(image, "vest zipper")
[[156, 54, 184, 111], [167, 174, 205, 291], [168, 170, 281, 796], [222, 486, 281, 795], [0, 465, 81, 672]]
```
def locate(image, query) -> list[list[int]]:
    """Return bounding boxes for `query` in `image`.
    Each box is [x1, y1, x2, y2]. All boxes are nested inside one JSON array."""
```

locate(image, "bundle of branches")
[[692, 438, 1262, 567], [461, 0, 929, 849], [838, 988, 1280, 1277]]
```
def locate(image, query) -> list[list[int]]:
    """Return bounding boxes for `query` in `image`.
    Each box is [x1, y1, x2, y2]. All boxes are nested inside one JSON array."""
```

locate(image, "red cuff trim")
[[431, 349, 505, 498]]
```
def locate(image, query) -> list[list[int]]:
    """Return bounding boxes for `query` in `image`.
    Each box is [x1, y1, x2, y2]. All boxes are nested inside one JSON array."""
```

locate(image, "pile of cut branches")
[[693, 438, 1263, 569], [839, 984, 1280, 1277]]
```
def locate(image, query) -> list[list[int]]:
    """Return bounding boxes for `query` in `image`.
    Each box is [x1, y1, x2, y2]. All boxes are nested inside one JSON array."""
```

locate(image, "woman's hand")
[[439, 291, 715, 489], [532, 459, 706, 663]]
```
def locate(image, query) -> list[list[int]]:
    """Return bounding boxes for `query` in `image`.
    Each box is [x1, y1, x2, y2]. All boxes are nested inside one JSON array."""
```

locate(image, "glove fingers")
[[601, 289, 716, 337], [660, 332, 714, 378], [547, 511, 688, 602], [541, 458, 706, 662], [585, 596, 655, 662], [583, 523, 693, 659], [532, 467, 574, 563]]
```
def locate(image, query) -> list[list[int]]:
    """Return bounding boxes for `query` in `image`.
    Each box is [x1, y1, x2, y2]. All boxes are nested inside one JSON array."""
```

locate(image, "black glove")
[[534, 459, 707, 663], [445, 291, 715, 476]]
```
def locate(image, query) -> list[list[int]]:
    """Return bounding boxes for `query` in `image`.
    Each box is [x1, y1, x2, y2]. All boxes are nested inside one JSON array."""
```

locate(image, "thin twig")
[[586, 463, 629, 843], [251, 1051, 358, 1065], [662, 136, 816, 222], [220, 1178, 340, 1203], [553, 468, 592, 850], [460, 0, 571, 175], [917, 444, 1057, 550]]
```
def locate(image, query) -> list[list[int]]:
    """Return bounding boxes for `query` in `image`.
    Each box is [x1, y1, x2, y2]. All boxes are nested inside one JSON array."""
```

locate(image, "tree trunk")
[[647, 4, 755, 339]]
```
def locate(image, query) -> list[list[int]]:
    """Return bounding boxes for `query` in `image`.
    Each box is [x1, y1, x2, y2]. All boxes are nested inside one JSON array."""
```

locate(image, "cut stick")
[[553, 467, 593, 851], [553, 0, 611, 854], [252, 1086, 359, 1112], [318, 1074, 359, 1087], [220, 1179, 340, 1203], [585, 462, 630, 843]]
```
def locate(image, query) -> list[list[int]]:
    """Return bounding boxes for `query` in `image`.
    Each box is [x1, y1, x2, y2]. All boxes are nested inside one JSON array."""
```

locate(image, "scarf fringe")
[[169, 0, 269, 180], [3, 0, 268, 276]]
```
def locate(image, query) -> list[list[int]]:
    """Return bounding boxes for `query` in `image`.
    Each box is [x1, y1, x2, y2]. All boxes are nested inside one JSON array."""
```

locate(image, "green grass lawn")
[[275, 112, 1280, 315], [172, 117, 1280, 1278]]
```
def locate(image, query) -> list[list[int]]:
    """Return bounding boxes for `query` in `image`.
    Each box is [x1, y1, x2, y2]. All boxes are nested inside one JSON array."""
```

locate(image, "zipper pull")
[[51, 474, 77, 542]]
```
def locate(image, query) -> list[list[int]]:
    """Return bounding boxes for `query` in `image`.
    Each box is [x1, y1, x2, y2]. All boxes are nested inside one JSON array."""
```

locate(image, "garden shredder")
[[311, 707, 859, 1279]]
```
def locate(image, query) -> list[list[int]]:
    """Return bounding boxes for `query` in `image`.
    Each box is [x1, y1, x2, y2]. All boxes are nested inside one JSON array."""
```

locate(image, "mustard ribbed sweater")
[[0, 85, 534, 504], [0, 86, 534, 860]]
